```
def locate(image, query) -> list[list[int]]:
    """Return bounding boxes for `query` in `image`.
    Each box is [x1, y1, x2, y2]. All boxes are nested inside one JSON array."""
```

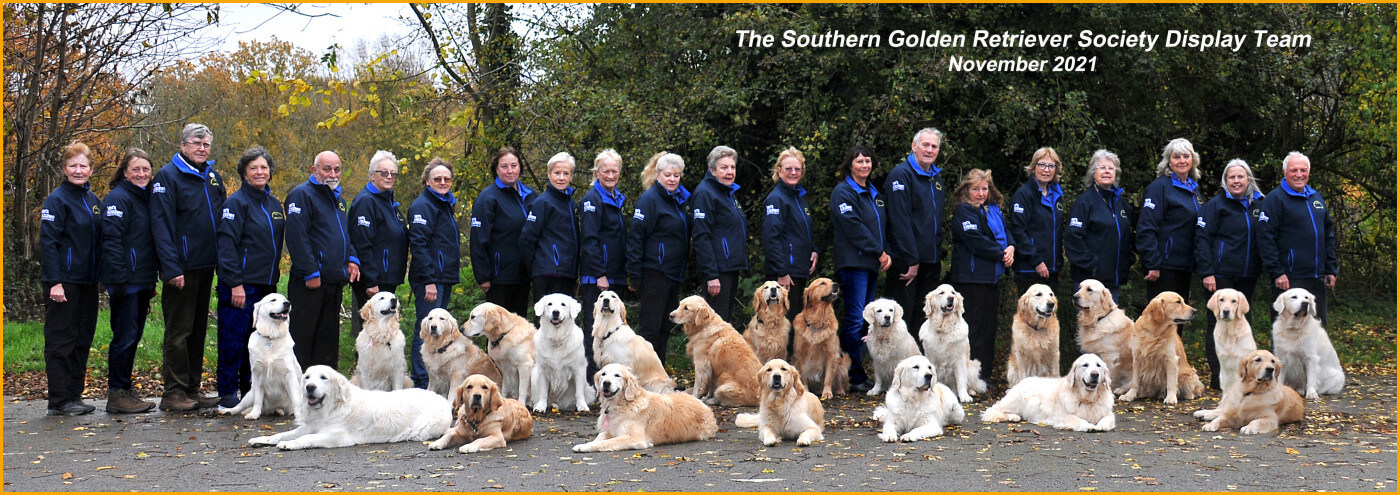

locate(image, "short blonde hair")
[[1156, 138, 1201, 180], [61, 141, 92, 165], [770, 147, 804, 183], [1023, 147, 1062, 182], [547, 152, 576, 175], [592, 149, 622, 186]]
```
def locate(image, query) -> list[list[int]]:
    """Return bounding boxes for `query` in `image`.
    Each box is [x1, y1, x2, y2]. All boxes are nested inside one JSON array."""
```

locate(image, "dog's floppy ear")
[[786, 363, 808, 396], [253, 298, 268, 326], [593, 369, 606, 397], [621, 367, 641, 402], [1305, 293, 1317, 318], [890, 362, 906, 392], [329, 370, 352, 409], [1236, 293, 1250, 316], [1206, 291, 1222, 314], [488, 378, 504, 412], [1272, 292, 1287, 314], [452, 378, 470, 413], [443, 311, 460, 335], [752, 286, 764, 314], [923, 291, 937, 317], [892, 300, 905, 322], [615, 297, 628, 322], [534, 297, 547, 318], [360, 298, 374, 322], [862, 301, 878, 326], [952, 290, 966, 318], [778, 285, 790, 314], [1144, 296, 1164, 322], [568, 296, 582, 319]]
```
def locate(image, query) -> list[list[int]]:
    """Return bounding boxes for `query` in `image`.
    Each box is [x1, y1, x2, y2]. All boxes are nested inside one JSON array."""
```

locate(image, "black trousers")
[[952, 281, 999, 385], [701, 271, 741, 326], [1269, 276, 1330, 326], [44, 283, 99, 408], [1202, 274, 1259, 389], [1014, 271, 1060, 298], [886, 261, 941, 341], [288, 281, 345, 371], [161, 267, 214, 394], [637, 270, 682, 366], [1143, 268, 1193, 307], [485, 282, 530, 317], [350, 282, 399, 340]]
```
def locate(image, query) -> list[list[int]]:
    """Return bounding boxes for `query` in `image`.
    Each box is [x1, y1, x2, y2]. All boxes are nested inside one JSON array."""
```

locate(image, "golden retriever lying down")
[[1195, 350, 1304, 434], [791, 278, 850, 399], [982, 353, 1116, 432], [735, 359, 825, 446], [249, 365, 452, 450], [1117, 292, 1206, 404], [873, 355, 965, 442], [1207, 289, 1257, 394], [671, 296, 762, 407], [744, 281, 792, 364], [462, 302, 537, 401], [919, 285, 987, 403], [1073, 279, 1135, 394], [429, 374, 532, 453], [1271, 288, 1346, 399], [591, 291, 674, 393], [420, 308, 503, 405], [573, 364, 718, 452]]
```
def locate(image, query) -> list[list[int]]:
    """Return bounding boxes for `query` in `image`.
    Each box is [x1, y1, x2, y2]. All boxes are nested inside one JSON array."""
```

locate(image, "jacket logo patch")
[[1143, 198, 1156, 210], [1312, 200, 1324, 210], [633, 209, 645, 220], [357, 215, 371, 227], [41, 209, 55, 221], [1251, 209, 1261, 219], [1119, 210, 1128, 218], [287, 203, 301, 214], [961, 220, 978, 231], [106, 205, 124, 218], [471, 217, 482, 228], [765, 205, 780, 216], [208, 174, 219, 187], [1258, 211, 1270, 222], [221, 208, 235, 220], [891, 180, 905, 191], [875, 199, 885, 207], [152, 183, 166, 193], [583, 201, 596, 212], [525, 212, 537, 222], [1196, 216, 1206, 228], [412, 214, 428, 225], [1012, 203, 1024, 213], [935, 181, 943, 190], [92, 204, 101, 215], [272, 211, 285, 220], [838, 202, 853, 214], [692, 209, 706, 220], [1069, 217, 1083, 228]]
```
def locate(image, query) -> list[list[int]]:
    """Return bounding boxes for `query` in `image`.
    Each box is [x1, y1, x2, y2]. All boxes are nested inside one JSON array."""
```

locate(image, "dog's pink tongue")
[[601, 412, 610, 430]]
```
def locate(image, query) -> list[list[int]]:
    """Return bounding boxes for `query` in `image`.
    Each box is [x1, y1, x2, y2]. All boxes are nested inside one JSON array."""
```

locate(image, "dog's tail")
[[969, 359, 988, 394], [734, 413, 760, 428], [872, 406, 888, 422]]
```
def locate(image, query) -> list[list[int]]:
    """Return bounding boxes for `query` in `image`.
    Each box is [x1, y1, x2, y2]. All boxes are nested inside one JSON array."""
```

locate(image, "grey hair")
[[368, 150, 397, 177], [1221, 159, 1261, 198], [1282, 151, 1310, 171], [592, 149, 622, 185], [911, 127, 943, 145], [705, 145, 737, 171], [1155, 138, 1201, 180], [1083, 149, 1122, 188], [181, 123, 212, 143], [547, 151, 576, 172]]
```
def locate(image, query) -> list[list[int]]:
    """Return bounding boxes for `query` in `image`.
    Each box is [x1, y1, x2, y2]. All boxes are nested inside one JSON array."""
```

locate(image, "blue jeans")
[[216, 283, 273, 399], [107, 287, 153, 391], [837, 268, 877, 384], [411, 283, 452, 389]]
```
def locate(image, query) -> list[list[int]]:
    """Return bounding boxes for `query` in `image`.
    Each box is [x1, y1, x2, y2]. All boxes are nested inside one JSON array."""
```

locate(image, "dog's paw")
[[866, 387, 882, 397], [1117, 391, 1136, 402], [275, 441, 304, 451], [216, 406, 234, 415], [248, 436, 275, 447], [958, 393, 974, 403], [879, 432, 899, 443], [576, 403, 591, 413], [820, 390, 833, 400], [532, 402, 549, 413], [760, 431, 780, 447], [572, 444, 591, 453], [243, 409, 262, 420], [901, 431, 936, 442], [1163, 395, 1178, 405], [1305, 390, 1320, 401], [428, 440, 447, 451], [1201, 422, 1220, 432], [702, 396, 720, 406], [459, 443, 482, 453]]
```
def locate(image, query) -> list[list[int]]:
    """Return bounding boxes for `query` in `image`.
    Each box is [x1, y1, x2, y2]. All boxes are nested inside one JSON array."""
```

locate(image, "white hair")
[[548, 151, 576, 172], [1282, 151, 1310, 171], [368, 150, 397, 177]]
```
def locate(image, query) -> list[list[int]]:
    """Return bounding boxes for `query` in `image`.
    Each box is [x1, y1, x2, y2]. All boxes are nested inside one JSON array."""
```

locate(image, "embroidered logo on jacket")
[[633, 209, 645, 220], [412, 214, 428, 225], [221, 208, 235, 220], [1196, 216, 1206, 228], [41, 209, 54, 221], [287, 203, 301, 214], [891, 181, 905, 191], [583, 201, 596, 212], [1069, 217, 1083, 228], [961, 220, 978, 231], [692, 209, 706, 220], [1143, 198, 1156, 210], [106, 205, 125, 218], [1013, 203, 1024, 213], [766, 205, 780, 215], [525, 212, 537, 222], [838, 203, 853, 214], [152, 183, 166, 193], [1258, 211, 1270, 222], [357, 215, 371, 227], [471, 217, 482, 228]]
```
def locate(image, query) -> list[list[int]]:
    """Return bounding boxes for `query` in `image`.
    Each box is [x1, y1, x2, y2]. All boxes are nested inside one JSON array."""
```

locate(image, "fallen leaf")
[[62, 472, 73, 480]]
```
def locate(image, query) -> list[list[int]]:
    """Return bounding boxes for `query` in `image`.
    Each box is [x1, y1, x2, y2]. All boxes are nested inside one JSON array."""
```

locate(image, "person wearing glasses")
[[1008, 147, 1066, 296], [470, 147, 538, 317], [40, 141, 104, 416], [884, 127, 948, 334], [762, 147, 817, 321], [408, 157, 461, 388], [349, 151, 408, 346], [285, 151, 359, 370], [1065, 150, 1135, 304], [520, 152, 582, 301]]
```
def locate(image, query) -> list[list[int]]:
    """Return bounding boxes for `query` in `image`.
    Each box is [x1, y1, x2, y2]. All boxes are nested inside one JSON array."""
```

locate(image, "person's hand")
[[1035, 262, 1049, 278], [232, 285, 246, 308], [1274, 274, 1290, 290], [898, 263, 918, 285], [169, 275, 186, 289], [347, 262, 360, 283], [1144, 270, 1160, 282], [306, 277, 322, 289], [1202, 276, 1217, 293], [425, 284, 438, 302], [1002, 246, 1015, 267], [1324, 274, 1336, 288], [366, 286, 380, 296], [809, 252, 819, 275], [598, 276, 610, 291], [628, 284, 639, 292], [49, 284, 66, 303], [878, 252, 892, 272], [480, 282, 491, 292], [707, 279, 721, 296], [778, 275, 793, 290]]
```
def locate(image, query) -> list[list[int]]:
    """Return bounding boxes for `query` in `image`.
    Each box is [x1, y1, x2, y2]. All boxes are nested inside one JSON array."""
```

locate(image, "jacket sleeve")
[[830, 189, 882, 259], [101, 195, 129, 287], [1134, 179, 1165, 271], [1194, 200, 1218, 277], [882, 171, 919, 264], [953, 205, 1006, 261], [148, 171, 184, 280], [39, 195, 67, 286], [518, 201, 547, 279], [626, 196, 654, 283], [1062, 195, 1096, 276], [215, 198, 245, 287], [1323, 197, 1337, 276], [1007, 188, 1041, 267], [469, 195, 496, 285], [761, 192, 790, 276], [688, 190, 720, 279], [579, 197, 604, 282], [283, 188, 318, 280], [348, 199, 379, 287], [1255, 194, 1285, 278]]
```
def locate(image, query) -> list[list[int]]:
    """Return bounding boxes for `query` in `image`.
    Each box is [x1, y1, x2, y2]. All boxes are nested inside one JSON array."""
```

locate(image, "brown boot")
[[106, 389, 155, 414], [159, 389, 197, 411], [189, 391, 221, 409]]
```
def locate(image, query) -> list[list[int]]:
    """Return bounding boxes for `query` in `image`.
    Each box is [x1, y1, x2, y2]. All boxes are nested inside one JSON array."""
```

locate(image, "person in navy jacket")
[[948, 169, 1016, 379], [1194, 158, 1265, 390], [883, 128, 948, 334], [1065, 150, 1136, 304], [409, 157, 461, 388], [762, 147, 817, 321], [830, 145, 891, 391], [40, 142, 103, 416], [1009, 147, 1066, 296], [349, 151, 407, 344], [215, 147, 285, 407], [1137, 138, 1204, 307], [149, 123, 226, 411], [1258, 152, 1337, 325], [689, 145, 749, 324], [101, 148, 160, 414], [470, 147, 537, 317], [626, 152, 690, 365], [521, 152, 581, 301], [284, 151, 360, 370], [578, 149, 628, 364]]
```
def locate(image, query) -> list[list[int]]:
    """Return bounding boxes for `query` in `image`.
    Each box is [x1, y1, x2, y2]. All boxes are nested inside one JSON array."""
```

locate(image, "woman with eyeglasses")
[[408, 157, 461, 388], [1065, 150, 1136, 304], [762, 147, 817, 321], [1008, 148, 1066, 296], [348, 151, 408, 350], [470, 147, 538, 317]]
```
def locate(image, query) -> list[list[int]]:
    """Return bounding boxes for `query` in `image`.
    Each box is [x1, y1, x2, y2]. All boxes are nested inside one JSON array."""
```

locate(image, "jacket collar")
[[239, 180, 271, 198], [1281, 179, 1317, 198], [905, 153, 941, 177], [119, 179, 149, 198], [703, 171, 740, 194], [170, 153, 214, 178], [496, 177, 534, 201], [308, 174, 342, 197], [591, 181, 626, 208], [61, 180, 91, 194], [425, 185, 457, 205], [779, 181, 807, 198], [1169, 174, 1199, 192], [845, 176, 878, 199], [651, 181, 690, 203]]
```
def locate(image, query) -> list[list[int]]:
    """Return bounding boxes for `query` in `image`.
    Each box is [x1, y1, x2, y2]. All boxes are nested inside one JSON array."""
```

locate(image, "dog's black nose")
[[1046, 301, 1055, 311], [602, 381, 614, 392], [389, 298, 398, 309], [305, 384, 317, 393]]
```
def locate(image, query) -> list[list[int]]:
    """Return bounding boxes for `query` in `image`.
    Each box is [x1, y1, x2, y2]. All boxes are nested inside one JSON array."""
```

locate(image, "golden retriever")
[[790, 278, 850, 399], [1195, 350, 1304, 434], [1007, 284, 1061, 386], [873, 355, 965, 441], [420, 308, 503, 405], [1271, 289, 1346, 399], [744, 281, 791, 363], [919, 285, 987, 403], [462, 302, 537, 401], [1207, 289, 1258, 394], [350, 291, 413, 391], [573, 364, 718, 452], [862, 298, 922, 397], [982, 353, 1116, 432], [734, 359, 825, 446], [592, 291, 675, 393], [530, 294, 594, 412], [1073, 279, 1135, 394], [219, 293, 303, 419], [670, 296, 762, 407], [248, 365, 452, 450], [429, 374, 533, 453], [1117, 292, 1206, 404]]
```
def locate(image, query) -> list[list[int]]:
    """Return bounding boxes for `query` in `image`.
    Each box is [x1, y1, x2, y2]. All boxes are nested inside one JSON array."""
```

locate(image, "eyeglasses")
[[183, 141, 212, 150], [1035, 162, 1057, 170], [430, 176, 453, 183], [374, 170, 399, 178], [1095, 165, 1117, 172]]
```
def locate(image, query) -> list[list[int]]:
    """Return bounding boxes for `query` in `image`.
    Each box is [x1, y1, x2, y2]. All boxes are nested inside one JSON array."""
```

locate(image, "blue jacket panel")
[[470, 179, 537, 285], [689, 172, 749, 278], [580, 182, 628, 284], [1064, 187, 1136, 287], [408, 187, 462, 286], [150, 154, 227, 278], [520, 185, 580, 279], [1008, 180, 1065, 274], [40, 181, 103, 286], [949, 203, 1016, 284], [626, 181, 691, 283], [1135, 175, 1201, 272], [349, 184, 407, 288], [830, 177, 886, 272], [1194, 191, 1264, 279], [101, 180, 158, 289], [762, 182, 816, 278], [217, 181, 285, 287], [882, 154, 947, 265], [284, 176, 357, 284], [1257, 181, 1337, 279]]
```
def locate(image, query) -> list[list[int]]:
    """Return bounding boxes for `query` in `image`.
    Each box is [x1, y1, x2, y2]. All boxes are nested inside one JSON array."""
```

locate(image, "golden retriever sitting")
[[1271, 289, 1346, 399], [591, 291, 674, 393], [428, 374, 532, 453], [1073, 279, 1135, 394], [420, 308, 504, 405], [573, 364, 718, 452], [1007, 284, 1061, 387], [1207, 289, 1258, 394], [863, 298, 923, 397], [735, 359, 825, 446], [791, 278, 851, 399], [351, 292, 413, 391], [462, 302, 537, 402], [982, 353, 1116, 432], [1194, 350, 1304, 434], [873, 355, 965, 442], [1117, 292, 1206, 404], [671, 296, 763, 407], [744, 281, 792, 363], [919, 285, 987, 403]]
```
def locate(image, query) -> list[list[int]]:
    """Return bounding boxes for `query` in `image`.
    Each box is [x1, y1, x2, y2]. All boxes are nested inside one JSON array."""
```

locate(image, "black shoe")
[[47, 401, 95, 416], [218, 395, 240, 409], [848, 381, 873, 394]]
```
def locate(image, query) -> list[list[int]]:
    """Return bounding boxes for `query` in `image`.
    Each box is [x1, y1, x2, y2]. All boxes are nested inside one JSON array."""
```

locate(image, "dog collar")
[[436, 344, 451, 354], [600, 326, 620, 343], [489, 328, 510, 349], [1096, 311, 1114, 323]]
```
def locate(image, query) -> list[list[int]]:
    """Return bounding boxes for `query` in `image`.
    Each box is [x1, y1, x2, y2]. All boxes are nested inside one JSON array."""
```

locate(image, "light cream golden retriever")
[[420, 308, 503, 405], [671, 296, 762, 407], [591, 290, 674, 393], [573, 364, 718, 452], [1073, 279, 1135, 394], [530, 294, 594, 413], [1195, 350, 1304, 434], [219, 293, 302, 419], [873, 355, 965, 442], [1271, 289, 1346, 399], [1207, 289, 1257, 394], [743, 281, 791, 363], [1007, 284, 1060, 386], [862, 298, 922, 397], [982, 353, 1116, 432], [791, 278, 850, 399], [734, 359, 825, 446], [462, 302, 537, 401], [1117, 292, 1206, 404], [350, 291, 413, 391], [919, 285, 987, 403], [249, 365, 452, 450], [428, 374, 532, 453]]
